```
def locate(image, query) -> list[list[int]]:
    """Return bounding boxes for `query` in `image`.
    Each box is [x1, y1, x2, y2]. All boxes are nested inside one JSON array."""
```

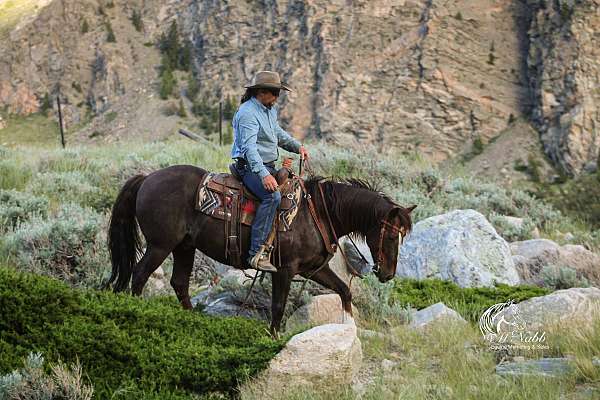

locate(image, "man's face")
[[256, 89, 280, 109]]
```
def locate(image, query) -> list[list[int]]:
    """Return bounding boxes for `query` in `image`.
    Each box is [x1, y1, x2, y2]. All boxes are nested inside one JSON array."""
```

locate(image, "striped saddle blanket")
[[195, 172, 303, 231]]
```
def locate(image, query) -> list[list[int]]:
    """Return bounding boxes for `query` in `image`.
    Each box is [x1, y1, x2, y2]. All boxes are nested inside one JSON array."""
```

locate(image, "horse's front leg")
[[302, 264, 354, 324], [270, 268, 292, 338]]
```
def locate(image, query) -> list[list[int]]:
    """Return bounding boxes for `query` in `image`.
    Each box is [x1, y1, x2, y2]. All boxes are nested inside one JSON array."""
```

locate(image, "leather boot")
[[248, 245, 277, 273]]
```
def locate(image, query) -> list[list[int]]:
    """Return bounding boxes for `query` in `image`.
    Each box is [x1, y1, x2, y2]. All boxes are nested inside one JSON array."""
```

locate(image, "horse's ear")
[[406, 204, 417, 214]]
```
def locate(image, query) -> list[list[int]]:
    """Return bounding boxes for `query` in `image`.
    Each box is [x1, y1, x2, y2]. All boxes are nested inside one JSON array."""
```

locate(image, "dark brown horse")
[[105, 165, 415, 334]]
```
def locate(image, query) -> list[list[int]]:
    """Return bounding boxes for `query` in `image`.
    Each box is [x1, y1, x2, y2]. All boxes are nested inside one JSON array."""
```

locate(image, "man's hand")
[[262, 175, 278, 192], [299, 146, 309, 160], [282, 157, 293, 170]]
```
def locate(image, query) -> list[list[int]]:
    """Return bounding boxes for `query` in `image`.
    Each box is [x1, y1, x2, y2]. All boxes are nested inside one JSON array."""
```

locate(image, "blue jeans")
[[235, 164, 281, 257]]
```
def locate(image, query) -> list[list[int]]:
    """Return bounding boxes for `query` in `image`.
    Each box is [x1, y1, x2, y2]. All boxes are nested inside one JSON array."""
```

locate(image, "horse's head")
[[366, 204, 416, 283]]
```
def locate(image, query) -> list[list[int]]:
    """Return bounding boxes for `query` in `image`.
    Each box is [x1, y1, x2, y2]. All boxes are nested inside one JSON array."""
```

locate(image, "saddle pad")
[[196, 173, 303, 231]]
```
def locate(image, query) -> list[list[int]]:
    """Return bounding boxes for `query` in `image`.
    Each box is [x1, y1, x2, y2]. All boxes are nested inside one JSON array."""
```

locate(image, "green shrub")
[[0, 190, 48, 232], [472, 136, 484, 155], [178, 98, 187, 118], [81, 18, 89, 34], [130, 9, 143, 32], [105, 21, 116, 43], [0, 352, 93, 400], [27, 171, 113, 211], [0, 160, 32, 191], [0, 267, 283, 399], [186, 74, 199, 100], [354, 275, 412, 327], [105, 111, 118, 123], [0, 204, 108, 287], [541, 265, 590, 290], [160, 67, 176, 100], [40, 92, 52, 113], [392, 278, 550, 323]]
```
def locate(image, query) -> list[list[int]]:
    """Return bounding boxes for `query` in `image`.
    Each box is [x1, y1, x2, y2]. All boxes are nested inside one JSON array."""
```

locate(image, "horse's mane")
[[304, 175, 413, 240]]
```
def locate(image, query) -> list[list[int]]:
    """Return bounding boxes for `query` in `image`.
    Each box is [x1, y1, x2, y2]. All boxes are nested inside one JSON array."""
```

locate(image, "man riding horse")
[[231, 71, 310, 273], [105, 70, 416, 335]]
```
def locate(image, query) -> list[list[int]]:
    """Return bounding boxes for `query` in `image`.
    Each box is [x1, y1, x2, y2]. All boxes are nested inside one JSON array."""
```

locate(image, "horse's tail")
[[104, 174, 147, 292]]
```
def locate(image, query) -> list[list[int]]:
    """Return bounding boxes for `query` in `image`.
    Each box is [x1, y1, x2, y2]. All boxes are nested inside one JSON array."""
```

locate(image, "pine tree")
[[178, 40, 192, 71], [186, 74, 199, 100], [178, 98, 187, 118], [163, 21, 180, 69], [160, 67, 176, 99], [223, 96, 237, 120], [106, 21, 116, 43], [40, 93, 52, 113], [81, 19, 89, 34], [131, 10, 143, 32]]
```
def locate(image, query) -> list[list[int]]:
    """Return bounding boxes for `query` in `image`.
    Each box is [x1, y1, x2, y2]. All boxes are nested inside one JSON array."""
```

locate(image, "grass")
[[0, 267, 284, 399], [0, 0, 51, 39], [0, 112, 61, 148], [240, 314, 600, 399], [392, 278, 551, 323]]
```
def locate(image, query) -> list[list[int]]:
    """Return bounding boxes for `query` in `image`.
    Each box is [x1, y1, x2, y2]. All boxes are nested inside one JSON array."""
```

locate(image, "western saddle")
[[199, 163, 297, 268]]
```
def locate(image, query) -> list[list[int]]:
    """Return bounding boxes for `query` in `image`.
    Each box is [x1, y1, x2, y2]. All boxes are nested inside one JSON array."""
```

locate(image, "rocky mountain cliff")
[[0, 0, 598, 176]]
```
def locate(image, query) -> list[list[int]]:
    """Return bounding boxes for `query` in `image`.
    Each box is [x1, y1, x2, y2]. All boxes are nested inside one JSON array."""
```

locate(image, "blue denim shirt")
[[231, 97, 301, 179]]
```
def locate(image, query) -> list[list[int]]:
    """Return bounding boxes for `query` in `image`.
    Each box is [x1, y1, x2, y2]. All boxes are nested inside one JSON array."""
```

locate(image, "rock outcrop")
[[396, 209, 521, 287], [0, 0, 598, 174], [527, 0, 600, 175]]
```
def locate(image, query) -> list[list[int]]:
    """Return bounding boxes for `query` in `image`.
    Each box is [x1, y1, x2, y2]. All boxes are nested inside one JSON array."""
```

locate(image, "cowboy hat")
[[244, 70, 292, 92]]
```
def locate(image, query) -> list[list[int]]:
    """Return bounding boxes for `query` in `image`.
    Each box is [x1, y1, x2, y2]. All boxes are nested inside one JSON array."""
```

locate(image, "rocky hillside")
[[0, 0, 598, 175]]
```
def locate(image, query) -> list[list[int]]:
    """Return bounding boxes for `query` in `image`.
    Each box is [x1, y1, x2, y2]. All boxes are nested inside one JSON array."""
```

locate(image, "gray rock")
[[381, 359, 397, 371], [200, 292, 265, 319], [286, 294, 357, 332], [495, 287, 600, 334], [265, 323, 362, 388], [510, 239, 600, 287], [496, 358, 573, 378], [409, 302, 467, 329], [397, 209, 520, 287]]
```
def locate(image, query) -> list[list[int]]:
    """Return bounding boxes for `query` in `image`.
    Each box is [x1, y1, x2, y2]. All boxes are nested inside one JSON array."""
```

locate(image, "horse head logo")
[[479, 299, 526, 341]]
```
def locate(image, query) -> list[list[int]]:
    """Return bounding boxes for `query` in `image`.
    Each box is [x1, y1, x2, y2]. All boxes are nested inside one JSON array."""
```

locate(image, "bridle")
[[314, 179, 406, 276], [297, 159, 406, 277], [372, 219, 406, 274]]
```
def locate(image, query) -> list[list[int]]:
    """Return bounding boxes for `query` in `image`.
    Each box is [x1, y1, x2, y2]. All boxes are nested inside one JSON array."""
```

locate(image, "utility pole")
[[56, 95, 65, 148], [218, 100, 223, 146]]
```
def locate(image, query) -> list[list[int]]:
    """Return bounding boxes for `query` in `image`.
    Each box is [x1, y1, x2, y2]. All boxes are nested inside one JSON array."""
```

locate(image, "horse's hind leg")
[[131, 245, 170, 295], [302, 265, 354, 324], [170, 244, 196, 310]]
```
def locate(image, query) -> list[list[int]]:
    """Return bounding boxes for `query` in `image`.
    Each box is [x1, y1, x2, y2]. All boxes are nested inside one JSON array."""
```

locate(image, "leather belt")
[[235, 158, 275, 171]]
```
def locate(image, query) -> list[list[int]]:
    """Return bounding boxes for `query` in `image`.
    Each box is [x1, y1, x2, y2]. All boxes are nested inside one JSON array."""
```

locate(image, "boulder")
[[510, 239, 600, 287], [286, 294, 358, 331], [265, 323, 362, 388], [409, 302, 467, 329], [396, 209, 520, 287], [199, 292, 262, 319], [496, 287, 600, 333]]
